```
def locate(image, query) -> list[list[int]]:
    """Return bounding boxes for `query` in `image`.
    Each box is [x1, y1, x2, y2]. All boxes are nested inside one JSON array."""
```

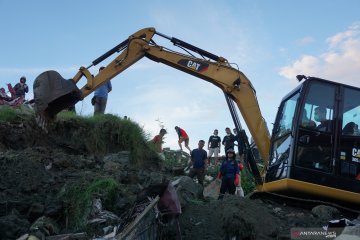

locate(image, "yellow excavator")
[[33, 27, 360, 209]]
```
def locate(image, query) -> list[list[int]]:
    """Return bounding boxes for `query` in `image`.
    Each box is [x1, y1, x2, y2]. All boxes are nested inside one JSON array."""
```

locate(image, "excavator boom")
[[33, 27, 270, 167]]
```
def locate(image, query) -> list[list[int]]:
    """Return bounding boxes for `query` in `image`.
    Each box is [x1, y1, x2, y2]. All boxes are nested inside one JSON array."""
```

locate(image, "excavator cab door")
[[267, 79, 338, 185], [337, 86, 360, 189], [267, 91, 299, 181], [266, 77, 360, 205], [294, 82, 336, 185]]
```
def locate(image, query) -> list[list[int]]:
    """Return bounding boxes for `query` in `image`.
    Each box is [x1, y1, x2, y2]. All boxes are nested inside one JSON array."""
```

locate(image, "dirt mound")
[[0, 114, 165, 239], [0, 112, 357, 239], [179, 196, 279, 239]]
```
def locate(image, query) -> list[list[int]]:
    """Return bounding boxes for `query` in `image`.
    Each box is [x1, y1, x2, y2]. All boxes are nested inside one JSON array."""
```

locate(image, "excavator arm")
[[33, 27, 270, 175]]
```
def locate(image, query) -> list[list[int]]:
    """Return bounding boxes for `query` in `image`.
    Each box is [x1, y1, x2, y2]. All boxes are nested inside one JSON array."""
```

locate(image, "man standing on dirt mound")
[[222, 127, 235, 153], [175, 126, 191, 153], [14, 76, 28, 100], [151, 128, 167, 160], [208, 129, 221, 165], [189, 140, 208, 185], [93, 67, 112, 115], [151, 128, 167, 153]]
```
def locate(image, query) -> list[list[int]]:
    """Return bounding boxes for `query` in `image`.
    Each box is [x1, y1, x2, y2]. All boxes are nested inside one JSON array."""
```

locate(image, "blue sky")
[[1, 0, 360, 151]]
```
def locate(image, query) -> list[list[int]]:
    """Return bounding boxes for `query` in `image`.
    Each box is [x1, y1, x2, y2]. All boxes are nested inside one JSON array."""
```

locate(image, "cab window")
[[295, 82, 336, 172], [273, 93, 299, 139], [342, 88, 360, 136], [339, 87, 360, 179], [270, 93, 299, 166]]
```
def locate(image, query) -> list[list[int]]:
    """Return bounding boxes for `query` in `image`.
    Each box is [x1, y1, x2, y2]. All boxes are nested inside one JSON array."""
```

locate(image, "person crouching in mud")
[[217, 148, 240, 199]]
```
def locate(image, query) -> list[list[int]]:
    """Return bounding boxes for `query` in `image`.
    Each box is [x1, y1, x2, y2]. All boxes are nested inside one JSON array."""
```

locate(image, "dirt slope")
[[0, 113, 357, 240]]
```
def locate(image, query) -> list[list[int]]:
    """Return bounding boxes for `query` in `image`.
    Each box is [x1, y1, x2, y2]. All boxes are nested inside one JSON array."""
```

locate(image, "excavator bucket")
[[33, 71, 82, 127]]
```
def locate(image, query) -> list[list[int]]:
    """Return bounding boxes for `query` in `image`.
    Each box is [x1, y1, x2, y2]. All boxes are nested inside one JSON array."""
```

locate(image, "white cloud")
[[279, 55, 320, 80], [327, 22, 360, 48], [279, 22, 360, 86], [113, 77, 226, 149], [297, 36, 315, 46]]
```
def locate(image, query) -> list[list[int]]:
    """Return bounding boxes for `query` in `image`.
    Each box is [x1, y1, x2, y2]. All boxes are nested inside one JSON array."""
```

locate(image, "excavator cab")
[[263, 76, 360, 206]]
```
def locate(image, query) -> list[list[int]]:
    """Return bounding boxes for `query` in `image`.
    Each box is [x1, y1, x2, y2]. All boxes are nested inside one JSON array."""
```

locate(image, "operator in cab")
[[314, 106, 332, 131]]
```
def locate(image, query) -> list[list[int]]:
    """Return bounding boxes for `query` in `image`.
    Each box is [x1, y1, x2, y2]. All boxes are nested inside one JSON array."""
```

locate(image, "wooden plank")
[[116, 195, 160, 240]]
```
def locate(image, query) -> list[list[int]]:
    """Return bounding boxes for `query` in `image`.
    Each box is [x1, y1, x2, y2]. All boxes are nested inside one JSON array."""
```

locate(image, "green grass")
[[56, 110, 79, 120], [60, 178, 120, 230], [241, 168, 256, 195], [0, 104, 35, 123], [50, 113, 159, 167], [0, 106, 23, 122], [162, 150, 189, 169]]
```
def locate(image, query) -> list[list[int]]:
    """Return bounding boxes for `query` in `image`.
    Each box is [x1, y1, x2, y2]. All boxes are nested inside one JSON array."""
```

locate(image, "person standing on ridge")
[[14, 76, 28, 100], [175, 126, 191, 153], [208, 129, 221, 165], [222, 127, 235, 153], [151, 128, 167, 153], [93, 67, 112, 115]]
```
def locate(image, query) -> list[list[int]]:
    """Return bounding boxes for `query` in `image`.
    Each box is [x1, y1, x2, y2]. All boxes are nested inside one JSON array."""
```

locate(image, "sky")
[[1, 0, 360, 151]]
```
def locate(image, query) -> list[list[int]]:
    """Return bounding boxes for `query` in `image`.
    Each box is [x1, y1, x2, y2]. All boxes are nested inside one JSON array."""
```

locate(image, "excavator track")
[[248, 191, 360, 216]]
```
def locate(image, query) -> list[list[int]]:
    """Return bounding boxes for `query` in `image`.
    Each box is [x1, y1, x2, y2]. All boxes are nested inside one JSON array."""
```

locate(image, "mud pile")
[[0, 111, 357, 240]]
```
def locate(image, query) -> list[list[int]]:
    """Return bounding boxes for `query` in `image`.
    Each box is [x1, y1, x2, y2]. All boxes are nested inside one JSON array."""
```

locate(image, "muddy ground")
[[0, 112, 358, 240]]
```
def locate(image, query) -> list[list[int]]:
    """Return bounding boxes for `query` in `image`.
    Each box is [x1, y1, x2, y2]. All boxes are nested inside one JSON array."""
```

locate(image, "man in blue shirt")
[[189, 140, 208, 185], [93, 67, 112, 115]]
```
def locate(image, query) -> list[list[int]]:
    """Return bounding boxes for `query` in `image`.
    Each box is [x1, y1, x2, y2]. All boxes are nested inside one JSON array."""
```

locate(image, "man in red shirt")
[[151, 129, 167, 153], [175, 126, 191, 153]]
